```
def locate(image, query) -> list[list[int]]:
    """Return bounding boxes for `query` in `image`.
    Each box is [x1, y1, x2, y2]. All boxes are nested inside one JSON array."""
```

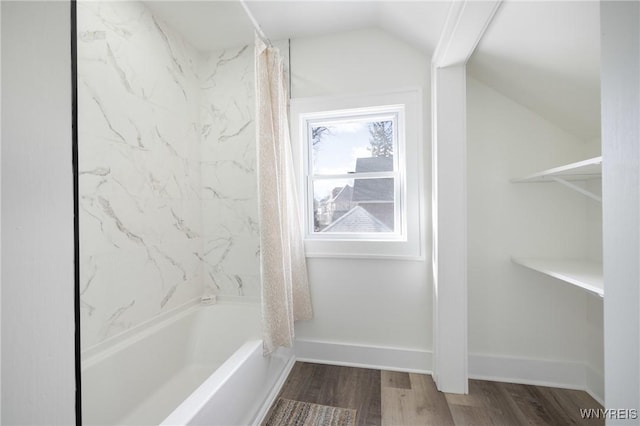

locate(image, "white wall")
[[291, 28, 430, 100], [1, 1, 76, 424], [601, 1, 640, 419], [289, 28, 432, 369], [467, 77, 600, 390]]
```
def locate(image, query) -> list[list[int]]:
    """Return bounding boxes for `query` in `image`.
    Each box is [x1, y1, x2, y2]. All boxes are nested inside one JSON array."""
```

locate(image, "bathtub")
[[81, 301, 295, 425]]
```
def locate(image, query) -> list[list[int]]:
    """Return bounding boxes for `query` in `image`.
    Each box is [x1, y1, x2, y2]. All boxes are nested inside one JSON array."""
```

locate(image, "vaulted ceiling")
[[146, 0, 601, 141], [469, 1, 600, 140]]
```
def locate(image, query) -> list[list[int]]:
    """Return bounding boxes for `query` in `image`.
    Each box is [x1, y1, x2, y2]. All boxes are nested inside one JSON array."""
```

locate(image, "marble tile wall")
[[78, 1, 202, 349], [199, 45, 261, 301], [197, 40, 289, 301], [79, 1, 264, 350]]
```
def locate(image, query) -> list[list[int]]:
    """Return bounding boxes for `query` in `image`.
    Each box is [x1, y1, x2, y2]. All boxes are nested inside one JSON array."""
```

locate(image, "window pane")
[[311, 119, 394, 175], [313, 178, 395, 233]]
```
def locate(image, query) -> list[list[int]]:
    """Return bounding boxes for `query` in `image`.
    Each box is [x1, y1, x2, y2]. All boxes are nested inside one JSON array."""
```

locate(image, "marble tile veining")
[[78, 0, 203, 349], [79, 1, 261, 350], [199, 43, 260, 300]]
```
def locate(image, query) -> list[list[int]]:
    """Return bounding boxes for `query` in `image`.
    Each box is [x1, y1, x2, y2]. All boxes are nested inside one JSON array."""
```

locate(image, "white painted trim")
[[430, 0, 500, 396], [432, 1, 502, 68], [292, 342, 598, 400], [586, 365, 605, 406], [431, 64, 469, 394], [305, 252, 425, 262], [252, 354, 297, 426], [601, 1, 640, 417], [294, 339, 432, 374], [470, 354, 604, 405], [469, 354, 586, 391], [290, 88, 424, 260]]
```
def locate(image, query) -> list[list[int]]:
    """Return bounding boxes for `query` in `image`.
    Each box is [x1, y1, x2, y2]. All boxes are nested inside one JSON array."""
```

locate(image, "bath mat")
[[265, 398, 357, 426]]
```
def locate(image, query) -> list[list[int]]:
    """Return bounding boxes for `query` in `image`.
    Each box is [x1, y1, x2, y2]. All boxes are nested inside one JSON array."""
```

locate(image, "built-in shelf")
[[511, 156, 602, 202], [512, 257, 604, 297], [511, 156, 602, 183], [511, 157, 604, 297]]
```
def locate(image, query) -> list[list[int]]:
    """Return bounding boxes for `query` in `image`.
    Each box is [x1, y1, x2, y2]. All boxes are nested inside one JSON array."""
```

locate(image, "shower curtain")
[[255, 36, 313, 355]]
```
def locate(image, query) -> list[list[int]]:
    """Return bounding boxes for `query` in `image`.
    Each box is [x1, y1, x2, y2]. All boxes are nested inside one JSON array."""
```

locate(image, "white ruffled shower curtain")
[[255, 36, 313, 355]]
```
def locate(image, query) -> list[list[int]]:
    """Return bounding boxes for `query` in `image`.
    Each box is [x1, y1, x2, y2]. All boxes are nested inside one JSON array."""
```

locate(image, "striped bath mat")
[[265, 398, 357, 426]]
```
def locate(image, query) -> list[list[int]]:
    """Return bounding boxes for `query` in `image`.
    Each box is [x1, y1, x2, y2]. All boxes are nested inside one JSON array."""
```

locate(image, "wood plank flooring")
[[269, 362, 382, 425], [264, 362, 604, 426]]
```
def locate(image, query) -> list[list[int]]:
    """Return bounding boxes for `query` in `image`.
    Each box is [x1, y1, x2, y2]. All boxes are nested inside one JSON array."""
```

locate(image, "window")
[[291, 89, 424, 259], [304, 107, 404, 239]]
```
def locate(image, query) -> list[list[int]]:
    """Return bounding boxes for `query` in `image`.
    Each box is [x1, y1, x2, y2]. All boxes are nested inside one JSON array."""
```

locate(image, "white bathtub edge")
[[250, 353, 297, 426], [161, 340, 262, 426], [81, 297, 201, 366]]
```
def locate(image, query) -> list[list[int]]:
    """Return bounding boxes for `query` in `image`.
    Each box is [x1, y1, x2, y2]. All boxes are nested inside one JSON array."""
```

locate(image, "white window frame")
[[290, 89, 424, 260], [303, 106, 405, 241]]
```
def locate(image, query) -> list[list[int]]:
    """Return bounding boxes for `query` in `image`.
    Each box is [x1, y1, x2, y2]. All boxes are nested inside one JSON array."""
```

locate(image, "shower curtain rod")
[[239, 0, 273, 47]]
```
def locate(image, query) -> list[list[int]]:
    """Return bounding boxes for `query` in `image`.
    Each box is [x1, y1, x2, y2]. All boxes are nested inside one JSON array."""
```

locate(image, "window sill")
[[305, 251, 426, 261], [304, 237, 424, 261]]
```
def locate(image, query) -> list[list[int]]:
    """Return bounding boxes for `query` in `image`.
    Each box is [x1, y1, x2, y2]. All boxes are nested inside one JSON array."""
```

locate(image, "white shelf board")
[[511, 156, 602, 183], [512, 257, 604, 297]]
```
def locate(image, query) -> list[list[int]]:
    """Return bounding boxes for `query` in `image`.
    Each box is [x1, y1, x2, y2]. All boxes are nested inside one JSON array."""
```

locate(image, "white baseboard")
[[290, 342, 603, 404], [294, 339, 432, 373], [469, 353, 587, 390], [251, 352, 297, 426], [586, 365, 605, 406], [471, 354, 604, 405]]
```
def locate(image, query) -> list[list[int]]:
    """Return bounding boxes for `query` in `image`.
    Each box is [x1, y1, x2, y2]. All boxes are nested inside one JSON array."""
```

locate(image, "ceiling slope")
[[145, 1, 449, 55], [468, 1, 601, 141], [145, 1, 600, 142]]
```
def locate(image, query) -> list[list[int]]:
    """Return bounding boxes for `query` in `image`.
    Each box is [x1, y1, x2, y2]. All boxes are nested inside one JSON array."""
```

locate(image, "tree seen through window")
[[310, 117, 396, 233]]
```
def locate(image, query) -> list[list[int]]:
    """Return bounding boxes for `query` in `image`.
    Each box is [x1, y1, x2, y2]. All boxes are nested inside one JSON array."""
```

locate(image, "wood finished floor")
[[264, 362, 604, 426]]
